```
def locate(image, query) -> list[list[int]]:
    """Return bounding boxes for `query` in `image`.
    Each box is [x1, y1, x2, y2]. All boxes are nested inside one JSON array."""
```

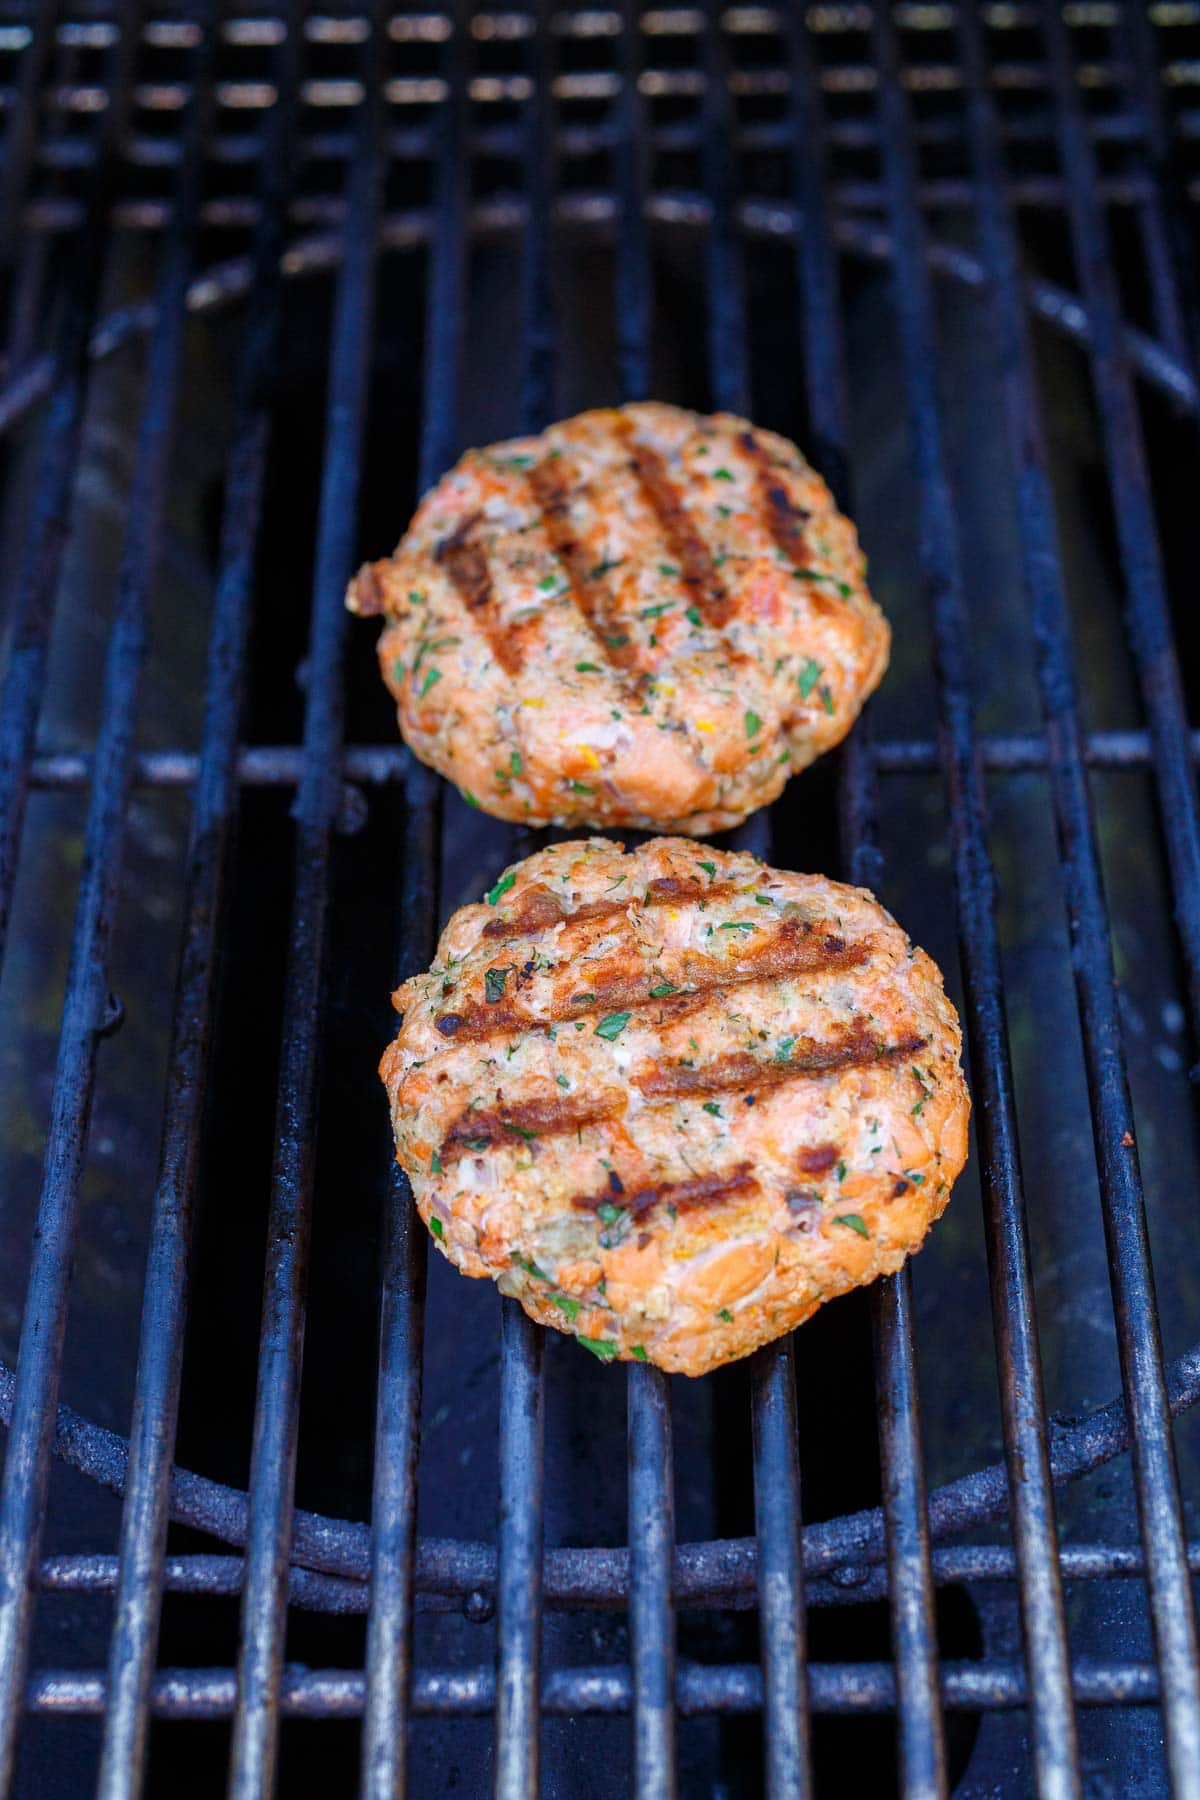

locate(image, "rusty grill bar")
[[0, 1, 1199, 1795]]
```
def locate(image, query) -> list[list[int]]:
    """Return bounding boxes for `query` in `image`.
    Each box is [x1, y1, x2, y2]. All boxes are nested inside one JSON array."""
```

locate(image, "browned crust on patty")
[[380, 837, 971, 1376], [348, 402, 890, 835]]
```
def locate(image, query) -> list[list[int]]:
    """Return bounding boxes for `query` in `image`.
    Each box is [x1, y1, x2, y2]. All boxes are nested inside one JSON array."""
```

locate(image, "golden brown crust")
[[347, 402, 890, 835], [381, 837, 970, 1376]]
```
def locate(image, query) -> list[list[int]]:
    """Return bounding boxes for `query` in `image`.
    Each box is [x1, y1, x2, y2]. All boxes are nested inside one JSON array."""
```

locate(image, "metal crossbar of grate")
[[0, 0, 1199, 1794]]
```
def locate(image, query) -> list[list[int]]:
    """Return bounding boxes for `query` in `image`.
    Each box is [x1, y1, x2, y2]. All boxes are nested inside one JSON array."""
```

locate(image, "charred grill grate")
[[0, 1, 1199, 1795]]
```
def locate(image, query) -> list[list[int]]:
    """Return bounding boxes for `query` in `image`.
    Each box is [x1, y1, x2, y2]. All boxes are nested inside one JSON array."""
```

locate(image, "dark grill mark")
[[739, 429, 813, 571], [435, 513, 524, 677], [440, 1092, 623, 1165], [482, 875, 743, 942], [572, 1160, 757, 1222], [636, 1030, 928, 1102], [433, 919, 869, 1040], [615, 419, 733, 630], [797, 1143, 839, 1177], [527, 457, 639, 677], [482, 885, 569, 939]]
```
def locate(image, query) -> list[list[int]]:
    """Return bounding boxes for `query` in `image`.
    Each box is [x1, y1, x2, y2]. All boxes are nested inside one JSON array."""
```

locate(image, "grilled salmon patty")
[[348, 403, 889, 835], [381, 837, 969, 1375]]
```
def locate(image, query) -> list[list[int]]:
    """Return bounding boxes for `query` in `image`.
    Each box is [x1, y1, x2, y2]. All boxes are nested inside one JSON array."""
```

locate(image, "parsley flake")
[[745, 709, 763, 738], [649, 981, 677, 998], [798, 658, 821, 699], [418, 667, 442, 698], [551, 1292, 581, 1321], [819, 683, 835, 715], [835, 1213, 870, 1238], [631, 1344, 648, 1361], [719, 921, 755, 932], [595, 1011, 631, 1041], [429, 1216, 444, 1240], [431, 1152, 443, 1174], [712, 466, 735, 481], [575, 662, 601, 673], [717, 1308, 734, 1322], [578, 1335, 618, 1361], [513, 1252, 549, 1280], [485, 967, 509, 1004], [703, 1101, 722, 1117], [699, 861, 717, 878], [510, 750, 523, 775], [686, 605, 702, 626], [485, 870, 516, 907]]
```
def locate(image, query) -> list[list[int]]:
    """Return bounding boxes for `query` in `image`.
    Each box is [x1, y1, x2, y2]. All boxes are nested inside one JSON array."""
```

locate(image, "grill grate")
[[0, 1, 1199, 1795]]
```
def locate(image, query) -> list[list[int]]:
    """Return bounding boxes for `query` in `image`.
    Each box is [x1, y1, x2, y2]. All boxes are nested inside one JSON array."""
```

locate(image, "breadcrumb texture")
[[381, 837, 970, 1376], [348, 402, 889, 835]]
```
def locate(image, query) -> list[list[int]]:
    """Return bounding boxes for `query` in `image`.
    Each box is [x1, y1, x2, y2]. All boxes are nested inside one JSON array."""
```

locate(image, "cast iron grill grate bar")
[[0, 3, 1197, 1796], [0, 0, 206, 1787], [494, 2, 552, 1791], [867, 3, 1083, 1793], [94, 7, 304, 1793], [227, 2, 387, 1788]]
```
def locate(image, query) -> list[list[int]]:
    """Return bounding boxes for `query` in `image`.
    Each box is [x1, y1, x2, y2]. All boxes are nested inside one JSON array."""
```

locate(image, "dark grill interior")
[[1, 1, 1200, 1794]]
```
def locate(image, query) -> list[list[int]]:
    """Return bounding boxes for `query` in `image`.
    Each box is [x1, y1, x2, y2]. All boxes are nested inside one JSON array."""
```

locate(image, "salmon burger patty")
[[348, 402, 889, 836], [381, 837, 969, 1376]]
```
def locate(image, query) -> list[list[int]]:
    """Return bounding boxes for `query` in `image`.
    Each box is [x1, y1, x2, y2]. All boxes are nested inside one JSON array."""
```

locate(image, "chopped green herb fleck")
[[686, 605, 702, 626], [657, 562, 680, 577], [819, 683, 835, 715], [556, 1075, 570, 1090], [835, 1213, 870, 1238], [590, 558, 622, 579], [485, 967, 509, 1004], [431, 1152, 443, 1174], [596, 1203, 623, 1226], [755, 894, 773, 906], [699, 861, 717, 878], [719, 921, 755, 932], [631, 1344, 648, 1361], [703, 1102, 722, 1117], [604, 633, 630, 649], [578, 1335, 618, 1361], [418, 667, 442, 698], [717, 1308, 734, 1323], [461, 790, 479, 809], [837, 580, 853, 598], [551, 1292, 581, 1321], [506, 1122, 538, 1141], [408, 590, 426, 605], [745, 709, 763, 738], [649, 981, 677, 998], [429, 1216, 444, 1240], [538, 574, 560, 592], [713, 466, 735, 481], [392, 659, 406, 683], [836, 1161, 847, 1182], [595, 1011, 631, 1041], [485, 870, 516, 906], [513, 1252, 549, 1279], [510, 750, 523, 775], [776, 1036, 795, 1061], [716, 503, 732, 519], [570, 780, 595, 794], [798, 658, 821, 699], [640, 602, 674, 619], [575, 662, 602, 674]]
